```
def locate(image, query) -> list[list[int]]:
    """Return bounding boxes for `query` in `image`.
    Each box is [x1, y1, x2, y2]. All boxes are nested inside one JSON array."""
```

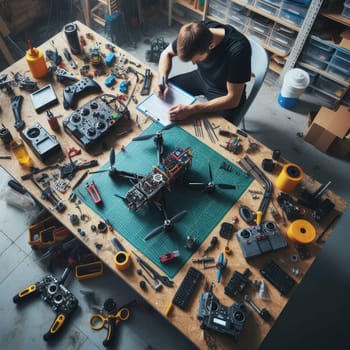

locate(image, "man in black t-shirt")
[[156, 20, 251, 125]]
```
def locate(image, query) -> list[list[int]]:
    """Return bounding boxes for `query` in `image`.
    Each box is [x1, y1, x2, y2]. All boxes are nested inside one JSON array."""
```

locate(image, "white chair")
[[236, 37, 269, 130]]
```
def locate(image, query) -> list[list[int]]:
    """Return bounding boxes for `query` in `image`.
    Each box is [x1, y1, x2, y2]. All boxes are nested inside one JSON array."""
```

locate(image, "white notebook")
[[136, 83, 196, 126]]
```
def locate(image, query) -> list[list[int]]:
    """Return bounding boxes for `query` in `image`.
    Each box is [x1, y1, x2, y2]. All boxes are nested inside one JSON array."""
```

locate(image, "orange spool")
[[275, 163, 303, 192], [287, 219, 316, 244]]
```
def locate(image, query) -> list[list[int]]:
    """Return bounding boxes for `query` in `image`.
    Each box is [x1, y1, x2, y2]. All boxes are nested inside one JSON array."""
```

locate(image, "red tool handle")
[[86, 181, 102, 204]]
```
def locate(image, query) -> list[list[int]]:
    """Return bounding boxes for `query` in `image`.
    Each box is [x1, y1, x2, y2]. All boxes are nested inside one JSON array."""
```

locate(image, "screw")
[[244, 294, 272, 322]]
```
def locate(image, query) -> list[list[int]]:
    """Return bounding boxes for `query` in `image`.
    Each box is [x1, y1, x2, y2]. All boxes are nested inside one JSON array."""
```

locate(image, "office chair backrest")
[[237, 37, 269, 129]]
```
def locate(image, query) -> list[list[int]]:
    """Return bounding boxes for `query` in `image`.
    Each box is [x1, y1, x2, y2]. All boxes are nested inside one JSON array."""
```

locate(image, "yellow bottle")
[[26, 40, 48, 79], [10, 139, 32, 167]]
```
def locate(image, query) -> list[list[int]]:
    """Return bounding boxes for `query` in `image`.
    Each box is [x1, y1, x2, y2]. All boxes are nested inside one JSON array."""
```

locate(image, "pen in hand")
[[161, 76, 166, 93]]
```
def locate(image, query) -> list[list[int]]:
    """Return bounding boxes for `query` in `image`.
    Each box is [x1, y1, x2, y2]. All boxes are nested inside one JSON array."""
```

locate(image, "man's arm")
[[156, 44, 176, 97], [169, 81, 245, 121]]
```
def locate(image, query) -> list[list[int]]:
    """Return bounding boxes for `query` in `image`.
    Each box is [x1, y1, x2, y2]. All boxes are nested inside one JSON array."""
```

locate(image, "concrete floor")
[[1, 8, 350, 350]]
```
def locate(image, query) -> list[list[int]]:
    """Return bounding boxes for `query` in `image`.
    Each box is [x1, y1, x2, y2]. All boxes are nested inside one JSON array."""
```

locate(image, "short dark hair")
[[177, 22, 213, 61]]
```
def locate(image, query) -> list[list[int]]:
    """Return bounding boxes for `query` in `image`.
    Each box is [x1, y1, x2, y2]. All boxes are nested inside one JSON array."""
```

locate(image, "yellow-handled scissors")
[[89, 307, 130, 346]]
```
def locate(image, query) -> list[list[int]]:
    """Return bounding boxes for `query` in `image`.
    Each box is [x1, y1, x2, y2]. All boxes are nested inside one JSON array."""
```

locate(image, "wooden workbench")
[[0, 21, 347, 350]]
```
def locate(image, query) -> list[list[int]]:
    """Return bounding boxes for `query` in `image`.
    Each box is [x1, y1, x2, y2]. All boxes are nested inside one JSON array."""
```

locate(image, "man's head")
[[177, 22, 214, 63]]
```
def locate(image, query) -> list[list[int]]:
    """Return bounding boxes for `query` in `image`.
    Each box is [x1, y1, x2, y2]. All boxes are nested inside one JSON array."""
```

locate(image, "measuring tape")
[[287, 219, 316, 244]]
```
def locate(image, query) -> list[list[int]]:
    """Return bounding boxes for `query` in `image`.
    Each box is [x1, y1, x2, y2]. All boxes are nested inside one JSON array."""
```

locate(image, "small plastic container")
[[228, 11, 251, 25], [249, 16, 273, 35], [341, 3, 350, 18], [208, 6, 224, 19], [247, 27, 269, 44], [237, 0, 255, 4], [326, 62, 350, 82], [269, 38, 290, 55], [273, 22, 298, 38], [270, 29, 296, 47], [10, 138, 32, 167], [255, 0, 280, 16], [314, 75, 347, 98], [209, 0, 227, 14], [260, 0, 282, 6], [279, 9, 304, 26], [300, 54, 328, 70], [281, 0, 308, 17], [333, 47, 350, 64], [230, 2, 250, 15], [227, 18, 247, 32], [302, 37, 335, 61]]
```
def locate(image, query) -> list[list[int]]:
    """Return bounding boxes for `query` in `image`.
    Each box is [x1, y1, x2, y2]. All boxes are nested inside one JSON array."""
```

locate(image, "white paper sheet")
[[136, 83, 196, 126]]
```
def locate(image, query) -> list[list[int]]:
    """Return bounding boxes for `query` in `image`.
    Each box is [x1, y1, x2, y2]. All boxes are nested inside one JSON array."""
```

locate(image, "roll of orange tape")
[[287, 219, 316, 244], [114, 251, 131, 270], [275, 163, 303, 192]]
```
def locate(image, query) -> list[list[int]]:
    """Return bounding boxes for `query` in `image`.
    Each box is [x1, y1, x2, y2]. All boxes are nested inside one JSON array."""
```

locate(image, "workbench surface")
[[0, 21, 347, 350]]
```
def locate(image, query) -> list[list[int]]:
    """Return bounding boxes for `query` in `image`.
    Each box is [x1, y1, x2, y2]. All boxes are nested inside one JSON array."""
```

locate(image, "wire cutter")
[[90, 299, 130, 347]]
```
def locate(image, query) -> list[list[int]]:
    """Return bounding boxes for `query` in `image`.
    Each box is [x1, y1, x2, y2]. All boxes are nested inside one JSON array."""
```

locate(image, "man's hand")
[[169, 104, 192, 121], [155, 82, 169, 98]]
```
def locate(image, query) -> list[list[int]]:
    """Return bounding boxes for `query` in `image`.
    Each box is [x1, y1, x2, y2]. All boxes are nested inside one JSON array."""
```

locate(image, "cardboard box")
[[340, 30, 350, 51], [304, 105, 350, 158]]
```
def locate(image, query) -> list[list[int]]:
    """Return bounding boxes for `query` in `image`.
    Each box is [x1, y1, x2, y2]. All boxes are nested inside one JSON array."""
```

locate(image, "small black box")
[[21, 123, 61, 162]]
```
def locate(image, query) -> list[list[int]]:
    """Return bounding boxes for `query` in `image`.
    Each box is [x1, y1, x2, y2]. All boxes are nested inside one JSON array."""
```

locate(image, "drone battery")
[[21, 122, 62, 162]]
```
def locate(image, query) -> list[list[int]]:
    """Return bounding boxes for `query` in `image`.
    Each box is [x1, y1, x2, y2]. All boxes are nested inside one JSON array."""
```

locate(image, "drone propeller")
[[186, 162, 236, 192], [132, 122, 177, 141], [89, 148, 116, 174], [144, 210, 187, 241], [114, 193, 126, 200]]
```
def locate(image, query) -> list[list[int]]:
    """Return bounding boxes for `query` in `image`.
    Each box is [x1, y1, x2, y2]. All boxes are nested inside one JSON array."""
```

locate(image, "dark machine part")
[[172, 267, 203, 310], [225, 268, 252, 298], [239, 205, 256, 224], [64, 23, 81, 55], [145, 38, 168, 63], [140, 68, 152, 95], [219, 222, 234, 239], [63, 48, 77, 69], [62, 96, 127, 151], [299, 181, 334, 221], [11, 95, 25, 130], [197, 283, 250, 341], [260, 260, 296, 295], [21, 122, 62, 162], [244, 294, 272, 322], [13, 265, 78, 341], [59, 159, 98, 180], [14, 72, 38, 91], [55, 66, 78, 84], [262, 158, 275, 173], [277, 192, 305, 221], [132, 251, 174, 288], [238, 155, 272, 221], [0, 124, 13, 146], [30, 178, 66, 212], [236, 221, 288, 259]]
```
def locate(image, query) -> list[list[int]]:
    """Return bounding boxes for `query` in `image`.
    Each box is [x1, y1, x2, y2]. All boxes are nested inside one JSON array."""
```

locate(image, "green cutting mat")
[[76, 123, 252, 278]]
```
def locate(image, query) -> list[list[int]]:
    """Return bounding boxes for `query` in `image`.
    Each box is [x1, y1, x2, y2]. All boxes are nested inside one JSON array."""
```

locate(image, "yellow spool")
[[275, 163, 303, 192], [287, 219, 316, 244], [114, 251, 131, 270]]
